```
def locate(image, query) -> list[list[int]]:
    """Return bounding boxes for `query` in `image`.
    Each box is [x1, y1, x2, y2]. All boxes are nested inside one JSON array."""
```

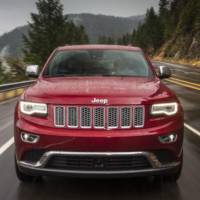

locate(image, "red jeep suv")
[[14, 45, 183, 182]]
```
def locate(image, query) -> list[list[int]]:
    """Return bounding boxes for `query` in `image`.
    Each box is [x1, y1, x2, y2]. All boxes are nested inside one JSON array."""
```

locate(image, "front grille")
[[81, 107, 92, 128], [67, 107, 78, 128], [94, 107, 105, 128], [121, 107, 131, 128], [54, 105, 145, 129], [108, 107, 118, 128], [45, 155, 152, 171], [134, 106, 144, 128], [54, 106, 65, 127]]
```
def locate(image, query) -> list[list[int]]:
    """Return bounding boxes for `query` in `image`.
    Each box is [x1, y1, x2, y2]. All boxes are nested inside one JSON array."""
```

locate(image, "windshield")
[[43, 50, 153, 77]]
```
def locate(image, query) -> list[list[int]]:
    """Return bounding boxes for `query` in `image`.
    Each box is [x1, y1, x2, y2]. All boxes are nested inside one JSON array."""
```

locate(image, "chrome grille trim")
[[54, 106, 65, 127], [67, 107, 78, 128], [53, 105, 145, 129], [134, 106, 145, 128]]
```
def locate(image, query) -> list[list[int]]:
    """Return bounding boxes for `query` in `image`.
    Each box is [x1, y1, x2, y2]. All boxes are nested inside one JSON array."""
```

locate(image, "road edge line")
[[0, 137, 14, 155], [0, 97, 19, 105], [184, 123, 200, 137]]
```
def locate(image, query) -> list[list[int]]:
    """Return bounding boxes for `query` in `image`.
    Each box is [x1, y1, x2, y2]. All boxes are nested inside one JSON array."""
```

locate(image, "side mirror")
[[26, 65, 39, 78], [158, 66, 171, 79]]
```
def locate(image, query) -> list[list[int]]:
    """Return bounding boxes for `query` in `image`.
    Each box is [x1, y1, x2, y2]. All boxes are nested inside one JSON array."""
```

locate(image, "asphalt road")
[[0, 61, 200, 200]]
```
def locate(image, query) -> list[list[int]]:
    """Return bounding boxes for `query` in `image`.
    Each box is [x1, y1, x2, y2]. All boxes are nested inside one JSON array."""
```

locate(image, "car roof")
[[57, 44, 142, 52]]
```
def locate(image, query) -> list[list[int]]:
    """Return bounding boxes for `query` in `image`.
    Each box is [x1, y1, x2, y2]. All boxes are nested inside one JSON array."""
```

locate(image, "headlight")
[[151, 102, 178, 116], [20, 101, 48, 116]]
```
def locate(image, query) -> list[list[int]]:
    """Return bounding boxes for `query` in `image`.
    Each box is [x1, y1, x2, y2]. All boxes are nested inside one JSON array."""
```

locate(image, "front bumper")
[[17, 151, 181, 178], [15, 114, 184, 177]]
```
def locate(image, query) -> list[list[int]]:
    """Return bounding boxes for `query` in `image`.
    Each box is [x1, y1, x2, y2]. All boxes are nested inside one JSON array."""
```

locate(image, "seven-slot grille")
[[54, 106, 145, 129]]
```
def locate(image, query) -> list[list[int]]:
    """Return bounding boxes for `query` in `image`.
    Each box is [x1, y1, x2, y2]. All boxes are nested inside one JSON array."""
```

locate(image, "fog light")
[[159, 134, 177, 144], [21, 133, 40, 144]]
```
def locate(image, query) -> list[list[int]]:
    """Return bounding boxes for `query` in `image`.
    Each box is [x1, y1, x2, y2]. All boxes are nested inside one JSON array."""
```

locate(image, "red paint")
[[14, 45, 184, 175]]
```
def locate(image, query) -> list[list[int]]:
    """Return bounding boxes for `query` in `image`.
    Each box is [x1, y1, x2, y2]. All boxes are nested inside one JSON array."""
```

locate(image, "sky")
[[0, 0, 159, 36]]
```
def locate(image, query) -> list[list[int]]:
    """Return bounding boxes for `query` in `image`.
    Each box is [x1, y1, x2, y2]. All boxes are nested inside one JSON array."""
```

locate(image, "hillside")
[[68, 14, 144, 42], [0, 13, 144, 57], [0, 26, 29, 57], [158, 0, 200, 62], [114, 0, 200, 67]]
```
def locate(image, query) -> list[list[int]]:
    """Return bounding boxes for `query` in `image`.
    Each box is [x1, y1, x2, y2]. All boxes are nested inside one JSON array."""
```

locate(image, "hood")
[[24, 77, 176, 105]]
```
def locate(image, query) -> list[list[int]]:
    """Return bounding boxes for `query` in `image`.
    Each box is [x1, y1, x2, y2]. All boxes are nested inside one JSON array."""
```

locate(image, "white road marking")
[[0, 97, 18, 106], [0, 137, 14, 155], [0, 121, 13, 132], [172, 69, 199, 76], [0, 124, 199, 156], [184, 123, 200, 137]]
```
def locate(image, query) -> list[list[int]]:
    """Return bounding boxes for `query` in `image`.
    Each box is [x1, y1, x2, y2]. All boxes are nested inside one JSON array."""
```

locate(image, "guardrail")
[[0, 80, 35, 102], [0, 80, 35, 92]]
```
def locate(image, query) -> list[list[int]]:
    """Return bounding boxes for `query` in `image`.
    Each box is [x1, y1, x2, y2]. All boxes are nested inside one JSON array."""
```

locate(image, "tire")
[[165, 152, 183, 182], [15, 156, 35, 182], [153, 175, 163, 185]]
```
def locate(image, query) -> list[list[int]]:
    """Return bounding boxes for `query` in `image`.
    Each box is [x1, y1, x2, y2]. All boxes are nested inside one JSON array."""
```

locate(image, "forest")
[[0, 0, 200, 84]]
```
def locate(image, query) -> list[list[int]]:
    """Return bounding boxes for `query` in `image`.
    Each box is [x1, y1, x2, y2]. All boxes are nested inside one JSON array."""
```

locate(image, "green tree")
[[145, 8, 163, 50], [176, 0, 197, 34], [98, 36, 107, 44], [0, 57, 27, 84], [131, 7, 163, 53], [107, 37, 115, 44], [6, 57, 26, 81], [117, 33, 132, 45], [159, 0, 172, 39], [195, 0, 200, 32], [98, 36, 115, 44], [23, 0, 88, 66], [132, 25, 147, 48], [121, 0, 200, 59], [159, 0, 169, 16], [0, 59, 4, 84]]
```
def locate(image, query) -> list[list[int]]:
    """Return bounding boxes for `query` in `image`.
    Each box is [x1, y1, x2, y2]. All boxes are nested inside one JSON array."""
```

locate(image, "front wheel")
[[15, 156, 35, 182], [165, 153, 183, 182]]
